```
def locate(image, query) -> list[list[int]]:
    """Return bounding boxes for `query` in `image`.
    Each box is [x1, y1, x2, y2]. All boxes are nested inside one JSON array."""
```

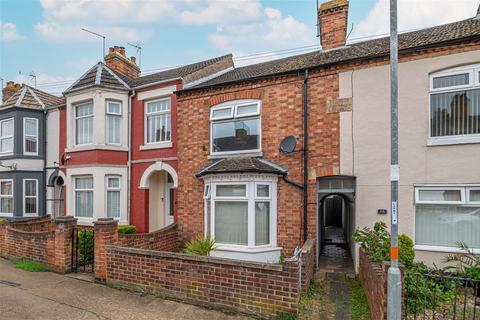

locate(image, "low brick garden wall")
[[117, 224, 179, 251], [0, 216, 77, 273]]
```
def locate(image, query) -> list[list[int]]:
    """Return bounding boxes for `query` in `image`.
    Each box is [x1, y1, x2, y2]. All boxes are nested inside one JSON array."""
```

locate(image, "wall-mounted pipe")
[[303, 69, 309, 243]]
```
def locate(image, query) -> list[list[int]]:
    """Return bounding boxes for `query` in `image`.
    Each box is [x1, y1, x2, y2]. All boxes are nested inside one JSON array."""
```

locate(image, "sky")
[[1, 0, 479, 96]]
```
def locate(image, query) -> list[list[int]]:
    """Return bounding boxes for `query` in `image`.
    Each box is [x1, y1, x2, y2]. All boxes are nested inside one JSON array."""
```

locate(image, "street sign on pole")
[[387, 0, 402, 319]]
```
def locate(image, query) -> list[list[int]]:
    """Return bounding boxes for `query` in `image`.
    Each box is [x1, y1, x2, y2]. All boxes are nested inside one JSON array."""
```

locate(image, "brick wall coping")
[[106, 245, 289, 271], [118, 223, 176, 240], [6, 226, 55, 238], [301, 239, 314, 254]]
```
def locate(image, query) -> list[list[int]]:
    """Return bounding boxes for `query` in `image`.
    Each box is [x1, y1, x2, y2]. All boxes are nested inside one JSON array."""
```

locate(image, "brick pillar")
[[53, 216, 77, 273], [94, 218, 118, 283]]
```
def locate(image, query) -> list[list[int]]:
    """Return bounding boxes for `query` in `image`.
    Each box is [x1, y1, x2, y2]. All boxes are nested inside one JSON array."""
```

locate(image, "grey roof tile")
[[1, 85, 65, 110], [196, 157, 288, 177], [64, 62, 130, 94]]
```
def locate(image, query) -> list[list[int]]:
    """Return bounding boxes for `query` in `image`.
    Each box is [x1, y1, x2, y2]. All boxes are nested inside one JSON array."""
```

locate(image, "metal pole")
[[387, 0, 402, 319]]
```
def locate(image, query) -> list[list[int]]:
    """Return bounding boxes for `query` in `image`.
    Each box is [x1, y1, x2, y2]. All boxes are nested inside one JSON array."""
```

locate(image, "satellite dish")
[[280, 136, 297, 154]]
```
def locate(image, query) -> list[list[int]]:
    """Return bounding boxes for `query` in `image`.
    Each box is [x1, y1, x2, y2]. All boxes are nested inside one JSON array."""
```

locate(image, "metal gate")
[[71, 227, 94, 273]]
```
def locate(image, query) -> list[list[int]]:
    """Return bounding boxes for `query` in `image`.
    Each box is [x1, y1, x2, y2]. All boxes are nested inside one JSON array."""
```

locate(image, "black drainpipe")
[[303, 69, 309, 243], [43, 108, 48, 217]]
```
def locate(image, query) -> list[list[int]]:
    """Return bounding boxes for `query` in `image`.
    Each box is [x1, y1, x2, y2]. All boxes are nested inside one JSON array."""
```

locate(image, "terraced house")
[[0, 82, 65, 218], [175, 0, 480, 266]]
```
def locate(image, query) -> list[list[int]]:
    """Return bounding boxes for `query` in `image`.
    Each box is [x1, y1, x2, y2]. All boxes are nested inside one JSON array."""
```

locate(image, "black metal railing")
[[404, 271, 479, 319], [71, 228, 94, 273]]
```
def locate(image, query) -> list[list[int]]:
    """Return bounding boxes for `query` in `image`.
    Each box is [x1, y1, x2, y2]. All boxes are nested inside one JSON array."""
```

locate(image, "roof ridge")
[[15, 87, 28, 107], [101, 62, 131, 89], [27, 87, 45, 108]]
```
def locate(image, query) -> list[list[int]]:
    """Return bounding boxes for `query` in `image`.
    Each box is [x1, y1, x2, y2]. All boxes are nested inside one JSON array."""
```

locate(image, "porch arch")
[[139, 161, 178, 189]]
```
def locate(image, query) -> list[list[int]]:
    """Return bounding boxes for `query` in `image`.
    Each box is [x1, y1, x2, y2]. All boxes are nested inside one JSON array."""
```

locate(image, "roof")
[[196, 157, 288, 177], [64, 62, 130, 94], [1, 85, 65, 110], [127, 54, 233, 88], [186, 16, 480, 90]]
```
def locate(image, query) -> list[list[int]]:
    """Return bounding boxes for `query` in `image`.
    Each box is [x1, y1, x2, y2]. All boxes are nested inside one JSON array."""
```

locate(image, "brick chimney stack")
[[2, 81, 22, 103], [318, 0, 349, 50], [104, 46, 140, 79]]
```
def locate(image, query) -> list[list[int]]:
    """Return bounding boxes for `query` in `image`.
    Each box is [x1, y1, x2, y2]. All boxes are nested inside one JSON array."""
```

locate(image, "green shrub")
[[15, 260, 48, 272], [443, 242, 480, 281], [183, 235, 215, 256], [0, 217, 7, 225], [118, 225, 136, 235], [399, 234, 415, 267], [77, 229, 94, 263]]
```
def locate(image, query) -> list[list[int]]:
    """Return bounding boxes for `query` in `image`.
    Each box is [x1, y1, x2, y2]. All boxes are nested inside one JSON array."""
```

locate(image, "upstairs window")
[[145, 98, 171, 144], [0, 118, 14, 154], [106, 101, 122, 145], [429, 64, 480, 144], [75, 101, 93, 145], [106, 176, 121, 219], [24, 118, 38, 155], [210, 100, 261, 155]]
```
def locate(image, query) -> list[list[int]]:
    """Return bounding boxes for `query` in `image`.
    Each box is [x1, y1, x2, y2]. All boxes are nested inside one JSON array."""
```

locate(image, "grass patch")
[[275, 313, 296, 320], [299, 281, 324, 308], [347, 277, 370, 320], [15, 260, 48, 272], [0, 217, 7, 224]]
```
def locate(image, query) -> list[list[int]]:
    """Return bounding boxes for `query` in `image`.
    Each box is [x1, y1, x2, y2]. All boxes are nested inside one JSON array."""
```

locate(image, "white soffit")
[[137, 85, 176, 101]]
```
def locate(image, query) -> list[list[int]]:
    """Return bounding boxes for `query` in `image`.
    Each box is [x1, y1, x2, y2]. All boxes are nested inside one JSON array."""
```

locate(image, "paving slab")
[[0, 258, 251, 320]]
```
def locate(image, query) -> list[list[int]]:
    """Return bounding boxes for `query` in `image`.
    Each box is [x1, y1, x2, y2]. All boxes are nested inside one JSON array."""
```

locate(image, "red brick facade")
[[117, 223, 179, 251]]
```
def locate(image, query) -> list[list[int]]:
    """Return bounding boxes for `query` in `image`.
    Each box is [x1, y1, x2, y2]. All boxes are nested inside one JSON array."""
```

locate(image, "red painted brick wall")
[[117, 223, 179, 251], [176, 71, 341, 255], [65, 149, 128, 166]]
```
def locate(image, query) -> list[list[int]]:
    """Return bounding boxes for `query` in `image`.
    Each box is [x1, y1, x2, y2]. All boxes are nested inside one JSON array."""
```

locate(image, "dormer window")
[[75, 101, 94, 145], [210, 100, 261, 155], [429, 64, 480, 145]]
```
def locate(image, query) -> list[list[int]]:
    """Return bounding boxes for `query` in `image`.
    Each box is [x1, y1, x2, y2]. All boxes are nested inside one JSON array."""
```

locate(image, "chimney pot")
[[104, 45, 140, 79], [130, 56, 136, 64], [318, 0, 349, 50]]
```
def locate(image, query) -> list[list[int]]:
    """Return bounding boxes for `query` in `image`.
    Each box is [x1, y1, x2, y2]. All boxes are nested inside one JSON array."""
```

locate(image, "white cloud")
[[351, 0, 478, 40], [0, 22, 26, 41]]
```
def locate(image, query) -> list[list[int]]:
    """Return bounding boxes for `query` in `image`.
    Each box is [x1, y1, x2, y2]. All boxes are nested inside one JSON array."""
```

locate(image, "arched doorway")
[[47, 171, 66, 218], [139, 161, 178, 232], [317, 176, 356, 273]]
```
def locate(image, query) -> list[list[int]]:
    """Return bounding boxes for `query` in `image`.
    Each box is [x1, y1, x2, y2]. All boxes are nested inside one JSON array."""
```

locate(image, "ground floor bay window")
[[415, 186, 480, 253], [203, 174, 280, 263]]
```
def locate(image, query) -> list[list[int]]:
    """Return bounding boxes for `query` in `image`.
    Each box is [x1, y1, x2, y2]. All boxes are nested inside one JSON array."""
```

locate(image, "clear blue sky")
[[1, 0, 478, 95]]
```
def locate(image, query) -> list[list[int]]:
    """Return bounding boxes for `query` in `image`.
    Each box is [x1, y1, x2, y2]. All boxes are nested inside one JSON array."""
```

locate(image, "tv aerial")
[[127, 42, 142, 69]]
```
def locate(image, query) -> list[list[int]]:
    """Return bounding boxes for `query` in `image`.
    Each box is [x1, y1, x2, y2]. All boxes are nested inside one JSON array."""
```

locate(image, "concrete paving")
[[0, 258, 251, 320]]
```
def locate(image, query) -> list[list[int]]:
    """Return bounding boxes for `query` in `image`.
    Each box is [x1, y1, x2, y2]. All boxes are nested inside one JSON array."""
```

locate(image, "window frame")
[[466, 187, 480, 205], [414, 187, 465, 205], [144, 97, 171, 145], [105, 175, 121, 219], [0, 179, 14, 216], [0, 118, 14, 155], [73, 175, 94, 219], [428, 64, 480, 145], [210, 100, 262, 156], [23, 179, 38, 216], [105, 100, 122, 146], [205, 176, 277, 250], [74, 101, 94, 146], [414, 185, 480, 253], [23, 117, 39, 156]]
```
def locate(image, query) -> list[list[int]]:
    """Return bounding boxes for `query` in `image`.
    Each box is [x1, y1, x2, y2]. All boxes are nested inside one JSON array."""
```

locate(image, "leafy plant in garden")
[[183, 235, 215, 256], [118, 225, 136, 235], [77, 229, 94, 263], [443, 241, 480, 281]]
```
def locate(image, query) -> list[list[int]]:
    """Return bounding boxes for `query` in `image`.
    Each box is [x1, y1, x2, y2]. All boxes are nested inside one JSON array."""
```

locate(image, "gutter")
[[302, 69, 309, 243], [127, 89, 135, 225]]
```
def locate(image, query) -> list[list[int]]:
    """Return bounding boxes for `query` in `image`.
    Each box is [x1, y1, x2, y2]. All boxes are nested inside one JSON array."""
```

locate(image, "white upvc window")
[[204, 176, 277, 249], [23, 179, 38, 216], [414, 186, 480, 253], [75, 101, 94, 146], [0, 118, 14, 155], [106, 101, 122, 145], [74, 176, 93, 218], [23, 117, 38, 155], [429, 64, 480, 145], [106, 175, 121, 219], [210, 100, 261, 156], [145, 98, 171, 144], [0, 179, 13, 216]]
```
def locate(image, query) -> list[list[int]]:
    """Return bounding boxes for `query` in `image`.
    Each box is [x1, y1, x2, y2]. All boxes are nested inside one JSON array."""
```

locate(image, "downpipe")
[[302, 69, 309, 243]]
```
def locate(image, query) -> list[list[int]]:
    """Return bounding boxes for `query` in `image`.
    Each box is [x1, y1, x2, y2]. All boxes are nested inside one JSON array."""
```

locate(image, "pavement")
[[0, 258, 251, 320]]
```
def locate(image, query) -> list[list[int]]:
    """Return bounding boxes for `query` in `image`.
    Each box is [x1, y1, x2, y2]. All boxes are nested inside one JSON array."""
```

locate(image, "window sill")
[[0, 153, 13, 157], [139, 142, 173, 150], [427, 135, 480, 146], [415, 245, 480, 254], [0, 213, 13, 217], [210, 245, 282, 263], [208, 151, 263, 160], [23, 213, 38, 217], [65, 145, 129, 153]]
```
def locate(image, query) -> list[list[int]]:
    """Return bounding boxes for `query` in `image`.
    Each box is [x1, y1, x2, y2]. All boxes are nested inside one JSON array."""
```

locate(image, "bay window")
[[0, 118, 14, 154], [145, 98, 171, 144], [204, 176, 277, 251], [106, 101, 121, 145], [0, 179, 13, 216], [429, 64, 480, 145], [210, 100, 261, 155], [106, 176, 121, 219], [75, 102, 93, 145], [415, 186, 480, 252], [74, 176, 93, 218], [23, 179, 38, 215], [24, 118, 38, 155]]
